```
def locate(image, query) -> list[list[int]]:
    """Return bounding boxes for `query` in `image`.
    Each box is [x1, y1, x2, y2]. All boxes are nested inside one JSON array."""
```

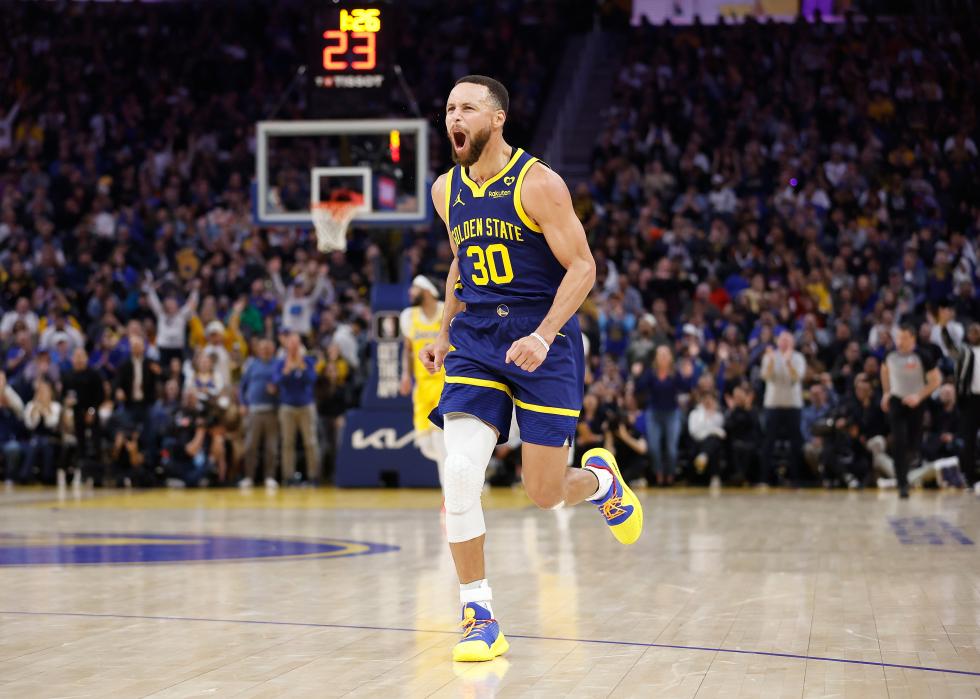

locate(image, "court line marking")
[[2, 610, 979, 678]]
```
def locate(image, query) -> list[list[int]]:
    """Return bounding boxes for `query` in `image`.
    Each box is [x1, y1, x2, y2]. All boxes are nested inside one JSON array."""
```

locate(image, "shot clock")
[[311, 3, 391, 91]]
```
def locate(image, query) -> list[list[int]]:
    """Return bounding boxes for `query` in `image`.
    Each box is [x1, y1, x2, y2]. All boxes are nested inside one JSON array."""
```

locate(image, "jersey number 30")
[[467, 244, 514, 286]]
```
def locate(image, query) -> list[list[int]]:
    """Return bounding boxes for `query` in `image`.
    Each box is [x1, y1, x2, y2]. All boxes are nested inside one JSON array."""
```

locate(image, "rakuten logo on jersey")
[[351, 428, 416, 450]]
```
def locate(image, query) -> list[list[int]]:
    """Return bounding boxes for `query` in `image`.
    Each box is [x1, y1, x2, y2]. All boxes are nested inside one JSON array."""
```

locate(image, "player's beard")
[[450, 125, 491, 167]]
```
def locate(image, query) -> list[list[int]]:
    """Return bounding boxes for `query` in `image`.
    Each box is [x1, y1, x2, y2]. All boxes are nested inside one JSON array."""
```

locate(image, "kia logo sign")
[[351, 428, 416, 450]]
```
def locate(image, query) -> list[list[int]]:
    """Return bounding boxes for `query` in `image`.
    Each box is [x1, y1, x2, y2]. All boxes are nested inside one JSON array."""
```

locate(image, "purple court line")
[[3, 609, 979, 678]]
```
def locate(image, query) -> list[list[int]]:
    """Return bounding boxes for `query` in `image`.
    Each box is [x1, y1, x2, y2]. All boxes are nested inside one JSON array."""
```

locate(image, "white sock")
[[459, 578, 493, 616], [584, 465, 614, 501]]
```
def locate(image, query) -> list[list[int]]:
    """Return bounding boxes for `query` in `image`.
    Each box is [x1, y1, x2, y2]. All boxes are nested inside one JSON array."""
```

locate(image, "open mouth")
[[452, 130, 467, 151]]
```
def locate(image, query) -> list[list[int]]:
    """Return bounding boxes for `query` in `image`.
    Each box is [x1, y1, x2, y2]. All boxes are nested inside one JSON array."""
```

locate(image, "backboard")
[[254, 119, 429, 227]]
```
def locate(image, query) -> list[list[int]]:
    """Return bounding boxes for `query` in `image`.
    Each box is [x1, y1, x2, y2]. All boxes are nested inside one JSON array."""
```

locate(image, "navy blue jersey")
[[443, 148, 565, 307]]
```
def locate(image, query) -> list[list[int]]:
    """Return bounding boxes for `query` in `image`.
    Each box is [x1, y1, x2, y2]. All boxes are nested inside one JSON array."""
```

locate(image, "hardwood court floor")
[[1, 485, 979, 698]]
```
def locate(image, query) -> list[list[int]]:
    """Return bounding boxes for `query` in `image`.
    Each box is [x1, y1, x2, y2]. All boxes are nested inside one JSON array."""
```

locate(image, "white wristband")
[[531, 332, 550, 352]]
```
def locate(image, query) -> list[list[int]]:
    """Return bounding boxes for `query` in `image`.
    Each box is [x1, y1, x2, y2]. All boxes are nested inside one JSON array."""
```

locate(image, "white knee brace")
[[442, 414, 498, 543]]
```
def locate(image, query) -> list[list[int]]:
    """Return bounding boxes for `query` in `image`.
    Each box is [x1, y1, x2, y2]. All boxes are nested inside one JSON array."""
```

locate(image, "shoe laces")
[[601, 494, 627, 520], [459, 610, 494, 640]]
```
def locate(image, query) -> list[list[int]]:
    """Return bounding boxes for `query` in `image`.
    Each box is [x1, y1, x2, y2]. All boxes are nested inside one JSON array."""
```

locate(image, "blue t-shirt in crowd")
[[239, 357, 280, 410], [635, 368, 699, 412], [273, 355, 316, 407]]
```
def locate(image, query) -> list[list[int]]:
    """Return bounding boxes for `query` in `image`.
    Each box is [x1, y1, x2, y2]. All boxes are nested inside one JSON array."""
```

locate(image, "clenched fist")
[[505, 335, 549, 373], [419, 334, 451, 375]]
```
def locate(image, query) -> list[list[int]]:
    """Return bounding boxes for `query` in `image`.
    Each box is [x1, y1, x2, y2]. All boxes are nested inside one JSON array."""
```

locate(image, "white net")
[[311, 196, 362, 253]]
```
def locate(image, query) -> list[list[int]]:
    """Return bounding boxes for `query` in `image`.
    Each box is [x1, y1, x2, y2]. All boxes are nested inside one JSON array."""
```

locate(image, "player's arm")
[[420, 174, 464, 375], [505, 164, 596, 373]]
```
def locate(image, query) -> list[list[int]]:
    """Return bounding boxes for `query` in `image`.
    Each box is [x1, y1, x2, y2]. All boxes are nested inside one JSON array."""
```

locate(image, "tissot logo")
[[352, 428, 416, 450]]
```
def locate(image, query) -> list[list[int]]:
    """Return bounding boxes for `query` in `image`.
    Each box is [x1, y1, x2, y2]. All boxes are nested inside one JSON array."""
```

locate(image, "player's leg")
[[520, 442, 598, 508], [442, 412, 509, 662], [510, 315, 642, 544], [519, 432, 643, 545], [433, 313, 518, 661]]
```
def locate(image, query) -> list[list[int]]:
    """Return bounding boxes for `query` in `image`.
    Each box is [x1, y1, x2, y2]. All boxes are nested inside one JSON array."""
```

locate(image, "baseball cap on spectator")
[[206, 321, 225, 336]]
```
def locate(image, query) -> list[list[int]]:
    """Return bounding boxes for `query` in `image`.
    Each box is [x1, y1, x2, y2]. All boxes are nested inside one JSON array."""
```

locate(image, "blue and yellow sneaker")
[[453, 603, 509, 662], [582, 447, 644, 545]]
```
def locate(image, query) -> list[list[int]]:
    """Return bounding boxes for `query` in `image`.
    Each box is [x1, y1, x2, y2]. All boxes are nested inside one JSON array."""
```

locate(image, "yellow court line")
[[21, 487, 534, 510]]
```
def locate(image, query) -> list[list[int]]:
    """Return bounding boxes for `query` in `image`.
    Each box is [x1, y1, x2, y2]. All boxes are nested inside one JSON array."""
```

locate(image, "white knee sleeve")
[[443, 414, 498, 543]]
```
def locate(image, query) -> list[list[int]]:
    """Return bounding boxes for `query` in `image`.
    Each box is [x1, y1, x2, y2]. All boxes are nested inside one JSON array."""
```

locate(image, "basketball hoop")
[[311, 190, 364, 253]]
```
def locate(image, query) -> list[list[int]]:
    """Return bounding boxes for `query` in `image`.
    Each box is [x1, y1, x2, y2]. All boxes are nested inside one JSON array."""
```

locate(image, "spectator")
[[687, 393, 726, 488], [274, 333, 319, 486], [574, 393, 605, 468], [314, 342, 354, 479], [107, 415, 145, 488], [633, 346, 697, 486], [61, 348, 106, 483], [0, 370, 25, 484], [113, 335, 160, 439], [922, 384, 962, 486], [841, 373, 892, 487], [952, 323, 980, 492], [760, 331, 806, 486], [19, 379, 61, 484], [20, 348, 60, 398], [144, 274, 199, 367], [1, 297, 38, 340], [39, 310, 85, 355], [270, 259, 334, 337], [4, 328, 34, 384], [160, 390, 215, 488], [185, 352, 225, 414], [601, 395, 648, 485], [239, 338, 280, 489], [801, 383, 834, 478], [723, 383, 761, 484], [881, 323, 943, 498], [597, 292, 636, 364], [199, 320, 235, 388]]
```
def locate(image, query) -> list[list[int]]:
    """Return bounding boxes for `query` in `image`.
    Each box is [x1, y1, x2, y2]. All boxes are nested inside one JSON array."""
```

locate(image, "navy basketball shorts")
[[429, 302, 585, 447]]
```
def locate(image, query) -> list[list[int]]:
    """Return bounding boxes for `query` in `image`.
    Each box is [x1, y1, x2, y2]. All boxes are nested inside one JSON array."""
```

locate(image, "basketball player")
[[420, 75, 644, 662], [400, 275, 447, 484]]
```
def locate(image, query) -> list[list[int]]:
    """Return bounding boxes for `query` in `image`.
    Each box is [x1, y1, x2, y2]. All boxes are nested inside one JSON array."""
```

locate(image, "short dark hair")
[[454, 75, 509, 114], [897, 320, 917, 336]]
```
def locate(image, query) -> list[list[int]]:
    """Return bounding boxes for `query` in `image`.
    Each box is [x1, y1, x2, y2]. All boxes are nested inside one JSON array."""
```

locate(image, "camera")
[[603, 406, 625, 432]]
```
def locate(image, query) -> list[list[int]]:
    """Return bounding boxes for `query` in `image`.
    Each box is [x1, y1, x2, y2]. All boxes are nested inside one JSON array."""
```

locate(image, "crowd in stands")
[[1, 3, 978, 492], [566, 14, 980, 490], [0, 0, 575, 488]]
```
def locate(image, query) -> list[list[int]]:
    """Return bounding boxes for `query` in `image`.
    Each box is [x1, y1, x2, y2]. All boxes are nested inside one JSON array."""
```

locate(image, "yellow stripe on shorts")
[[445, 376, 513, 397], [513, 399, 580, 417]]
